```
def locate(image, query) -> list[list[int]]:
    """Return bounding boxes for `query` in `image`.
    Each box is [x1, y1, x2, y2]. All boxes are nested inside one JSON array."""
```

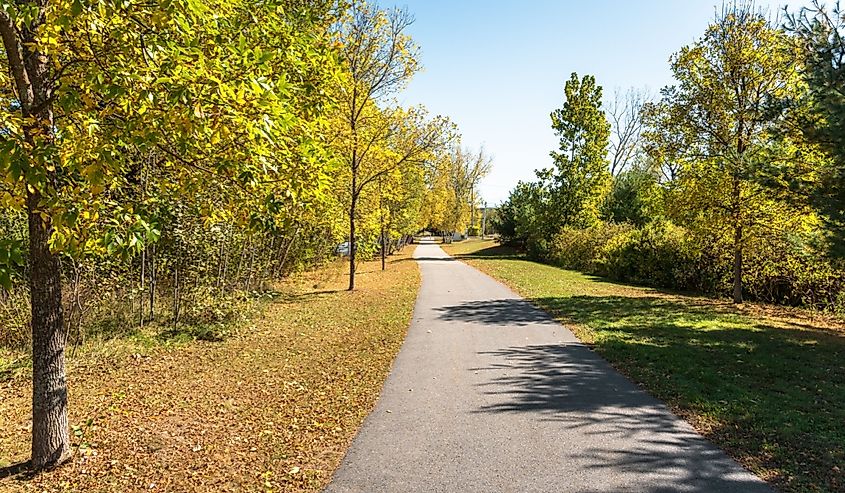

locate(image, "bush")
[[525, 236, 550, 262], [598, 221, 698, 289], [542, 219, 845, 313], [741, 231, 845, 311], [547, 223, 633, 272]]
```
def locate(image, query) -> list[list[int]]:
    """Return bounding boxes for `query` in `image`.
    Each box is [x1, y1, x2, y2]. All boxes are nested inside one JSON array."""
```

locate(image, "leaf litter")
[[0, 250, 420, 492]]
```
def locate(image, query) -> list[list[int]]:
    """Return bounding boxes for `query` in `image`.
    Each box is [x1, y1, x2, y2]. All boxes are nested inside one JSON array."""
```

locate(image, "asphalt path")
[[324, 239, 772, 493]]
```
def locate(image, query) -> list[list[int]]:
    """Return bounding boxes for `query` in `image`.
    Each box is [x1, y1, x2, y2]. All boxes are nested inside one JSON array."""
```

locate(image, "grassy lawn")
[[0, 250, 419, 492], [444, 239, 845, 493]]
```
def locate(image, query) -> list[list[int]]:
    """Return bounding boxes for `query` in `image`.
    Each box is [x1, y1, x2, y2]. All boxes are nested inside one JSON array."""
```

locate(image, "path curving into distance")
[[324, 239, 772, 493]]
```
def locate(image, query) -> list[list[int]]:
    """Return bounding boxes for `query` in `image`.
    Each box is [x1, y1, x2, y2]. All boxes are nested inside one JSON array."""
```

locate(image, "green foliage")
[[497, 72, 612, 260], [787, 1, 845, 256], [0, 239, 24, 289], [496, 180, 548, 255], [598, 220, 698, 289], [540, 219, 845, 312], [495, 5, 845, 314], [602, 163, 662, 226], [0, 0, 472, 351], [546, 72, 611, 228], [740, 228, 845, 310], [547, 223, 633, 273], [648, 5, 813, 302]]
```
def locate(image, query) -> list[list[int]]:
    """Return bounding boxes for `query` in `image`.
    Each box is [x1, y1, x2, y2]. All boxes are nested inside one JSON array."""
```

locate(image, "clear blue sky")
[[384, 0, 809, 205]]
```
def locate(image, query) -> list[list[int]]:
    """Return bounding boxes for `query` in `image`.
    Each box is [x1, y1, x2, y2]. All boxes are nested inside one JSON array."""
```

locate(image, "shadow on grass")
[[450, 244, 524, 260], [440, 294, 843, 492], [276, 289, 343, 304]]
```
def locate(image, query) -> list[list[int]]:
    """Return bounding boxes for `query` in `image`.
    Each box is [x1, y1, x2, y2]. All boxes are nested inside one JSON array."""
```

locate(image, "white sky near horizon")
[[385, 0, 813, 205]]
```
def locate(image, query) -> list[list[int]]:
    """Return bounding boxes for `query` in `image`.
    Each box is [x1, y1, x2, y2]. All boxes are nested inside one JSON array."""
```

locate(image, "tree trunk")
[[278, 228, 299, 277], [348, 189, 357, 291], [139, 247, 145, 328], [234, 236, 248, 290], [348, 87, 358, 291], [28, 192, 70, 469], [173, 265, 180, 324], [220, 231, 230, 291], [381, 223, 386, 271], [262, 235, 275, 286], [216, 234, 225, 291], [733, 223, 743, 304], [149, 243, 156, 320], [470, 188, 475, 235], [348, 130, 358, 290], [245, 237, 256, 291], [0, 8, 71, 468], [378, 178, 386, 271], [732, 177, 743, 304]]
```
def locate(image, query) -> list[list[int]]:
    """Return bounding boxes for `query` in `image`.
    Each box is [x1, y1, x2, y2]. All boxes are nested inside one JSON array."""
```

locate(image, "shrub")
[[548, 223, 634, 272], [543, 219, 845, 313], [599, 220, 698, 289], [742, 231, 845, 311]]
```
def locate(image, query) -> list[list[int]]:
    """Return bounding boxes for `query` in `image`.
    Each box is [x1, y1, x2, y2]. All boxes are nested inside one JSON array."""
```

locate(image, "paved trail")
[[324, 240, 772, 493]]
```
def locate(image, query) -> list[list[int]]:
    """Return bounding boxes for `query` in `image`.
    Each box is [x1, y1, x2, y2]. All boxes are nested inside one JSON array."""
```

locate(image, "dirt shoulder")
[[1, 250, 420, 492]]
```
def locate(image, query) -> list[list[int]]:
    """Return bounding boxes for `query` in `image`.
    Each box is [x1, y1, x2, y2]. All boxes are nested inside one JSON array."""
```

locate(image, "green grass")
[[444, 239, 845, 493]]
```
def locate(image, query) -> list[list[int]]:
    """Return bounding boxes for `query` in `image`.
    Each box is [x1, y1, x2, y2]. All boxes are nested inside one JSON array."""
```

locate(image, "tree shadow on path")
[[434, 297, 775, 492], [434, 298, 559, 327], [472, 342, 773, 493]]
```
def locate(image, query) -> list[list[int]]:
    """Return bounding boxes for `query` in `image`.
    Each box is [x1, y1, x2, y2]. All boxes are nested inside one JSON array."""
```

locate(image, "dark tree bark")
[[348, 186, 357, 290], [348, 114, 358, 291], [381, 223, 386, 271], [149, 243, 156, 320], [732, 176, 743, 304], [173, 263, 181, 324], [733, 223, 743, 304], [379, 179, 386, 271], [276, 227, 299, 277], [27, 191, 70, 469], [139, 248, 146, 327]]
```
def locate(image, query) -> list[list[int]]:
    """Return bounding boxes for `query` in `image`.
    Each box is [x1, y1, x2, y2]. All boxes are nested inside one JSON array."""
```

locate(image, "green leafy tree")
[[603, 163, 662, 226], [651, 5, 808, 303], [0, 0, 337, 468], [496, 180, 548, 254], [545, 72, 611, 229]]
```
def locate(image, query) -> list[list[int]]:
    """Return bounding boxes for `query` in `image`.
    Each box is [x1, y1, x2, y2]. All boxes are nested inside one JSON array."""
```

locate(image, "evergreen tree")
[[788, 1, 845, 256]]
